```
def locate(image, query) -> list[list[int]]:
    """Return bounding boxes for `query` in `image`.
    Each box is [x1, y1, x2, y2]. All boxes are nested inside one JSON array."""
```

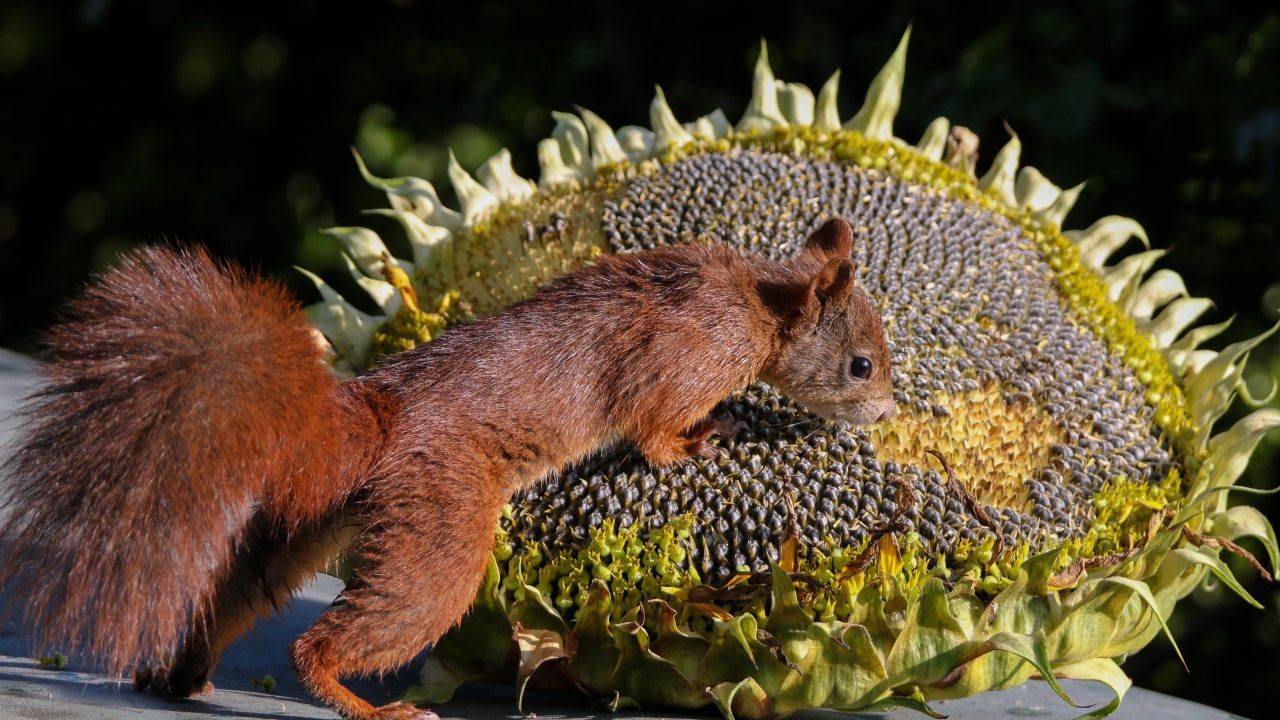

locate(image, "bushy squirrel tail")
[[0, 246, 350, 675]]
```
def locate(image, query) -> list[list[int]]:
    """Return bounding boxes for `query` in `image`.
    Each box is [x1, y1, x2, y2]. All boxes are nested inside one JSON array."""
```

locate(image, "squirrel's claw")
[[694, 442, 730, 460], [372, 702, 440, 720], [134, 664, 214, 697], [132, 666, 153, 692], [714, 419, 749, 438], [682, 416, 747, 460]]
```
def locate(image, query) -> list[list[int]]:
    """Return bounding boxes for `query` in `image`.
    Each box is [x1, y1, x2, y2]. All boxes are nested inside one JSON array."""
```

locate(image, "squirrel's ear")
[[802, 217, 854, 260], [765, 256, 857, 328], [807, 257, 855, 308]]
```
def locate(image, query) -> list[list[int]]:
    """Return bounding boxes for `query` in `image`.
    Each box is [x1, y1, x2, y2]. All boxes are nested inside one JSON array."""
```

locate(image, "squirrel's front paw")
[[682, 416, 747, 459], [372, 701, 439, 720], [638, 417, 748, 466], [134, 665, 214, 697]]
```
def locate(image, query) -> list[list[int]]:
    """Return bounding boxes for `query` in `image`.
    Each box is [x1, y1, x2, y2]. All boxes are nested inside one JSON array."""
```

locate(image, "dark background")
[[1, 0, 1278, 715]]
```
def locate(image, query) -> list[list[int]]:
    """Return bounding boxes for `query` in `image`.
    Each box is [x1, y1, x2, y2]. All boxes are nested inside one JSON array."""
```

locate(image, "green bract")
[[304, 31, 1279, 719]]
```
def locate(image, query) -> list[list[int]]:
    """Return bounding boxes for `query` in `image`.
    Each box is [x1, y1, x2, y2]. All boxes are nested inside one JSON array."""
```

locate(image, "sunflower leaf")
[[1208, 505, 1280, 576], [1051, 657, 1132, 720], [1097, 576, 1185, 669], [861, 688, 947, 718]]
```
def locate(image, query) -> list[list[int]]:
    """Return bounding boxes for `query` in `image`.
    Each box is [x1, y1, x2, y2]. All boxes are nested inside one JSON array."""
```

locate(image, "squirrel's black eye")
[[850, 357, 873, 380]]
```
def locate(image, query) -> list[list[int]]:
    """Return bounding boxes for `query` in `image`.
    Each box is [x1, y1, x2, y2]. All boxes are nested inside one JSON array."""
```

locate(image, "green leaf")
[[926, 627, 1073, 704], [509, 583, 570, 635], [860, 688, 947, 718], [1052, 657, 1132, 720], [1208, 504, 1280, 575], [847, 583, 898, 653], [884, 578, 970, 688], [565, 580, 621, 695], [1187, 481, 1280, 515], [612, 620, 708, 708], [1161, 547, 1263, 608], [1198, 405, 1280, 499], [945, 590, 986, 639], [649, 599, 712, 683], [708, 678, 772, 720], [592, 692, 642, 712], [1098, 576, 1184, 668], [971, 630, 1080, 707], [807, 624, 891, 711], [1111, 522, 1182, 581], [1019, 547, 1066, 593], [987, 548, 1058, 635], [1105, 567, 1195, 659], [1185, 323, 1280, 452], [697, 614, 759, 690], [765, 560, 813, 638], [1044, 581, 1131, 665], [925, 639, 1036, 700], [743, 626, 802, 696], [514, 625, 570, 714], [402, 653, 488, 705]]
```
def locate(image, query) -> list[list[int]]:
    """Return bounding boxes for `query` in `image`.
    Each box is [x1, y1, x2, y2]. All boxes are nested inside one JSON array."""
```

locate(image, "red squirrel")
[[0, 217, 894, 720]]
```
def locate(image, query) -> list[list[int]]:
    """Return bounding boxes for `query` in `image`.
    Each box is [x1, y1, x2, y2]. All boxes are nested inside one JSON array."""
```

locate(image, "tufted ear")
[[807, 257, 855, 309], [802, 217, 854, 260]]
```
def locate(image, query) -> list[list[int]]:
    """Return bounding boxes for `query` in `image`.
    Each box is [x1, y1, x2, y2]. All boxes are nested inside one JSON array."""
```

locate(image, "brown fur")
[[0, 218, 893, 720]]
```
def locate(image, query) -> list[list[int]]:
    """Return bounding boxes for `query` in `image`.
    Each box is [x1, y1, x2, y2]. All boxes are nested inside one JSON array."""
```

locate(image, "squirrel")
[[0, 217, 895, 720]]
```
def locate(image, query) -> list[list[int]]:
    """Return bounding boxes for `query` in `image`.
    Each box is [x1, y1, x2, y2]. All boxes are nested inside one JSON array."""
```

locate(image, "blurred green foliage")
[[0, 0, 1277, 714]]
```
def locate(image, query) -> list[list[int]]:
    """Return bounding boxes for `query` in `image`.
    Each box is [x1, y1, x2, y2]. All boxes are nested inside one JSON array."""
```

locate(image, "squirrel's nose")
[[876, 406, 896, 423]]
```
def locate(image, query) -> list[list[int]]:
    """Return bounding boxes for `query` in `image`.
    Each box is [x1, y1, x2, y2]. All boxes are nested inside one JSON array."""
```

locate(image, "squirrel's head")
[[761, 217, 896, 427]]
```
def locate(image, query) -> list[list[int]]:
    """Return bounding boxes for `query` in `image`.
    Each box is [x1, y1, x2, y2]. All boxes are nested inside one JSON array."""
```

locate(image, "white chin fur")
[[802, 398, 896, 427]]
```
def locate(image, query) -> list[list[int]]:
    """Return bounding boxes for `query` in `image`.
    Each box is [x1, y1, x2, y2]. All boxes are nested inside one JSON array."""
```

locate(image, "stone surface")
[[0, 350, 1247, 720]]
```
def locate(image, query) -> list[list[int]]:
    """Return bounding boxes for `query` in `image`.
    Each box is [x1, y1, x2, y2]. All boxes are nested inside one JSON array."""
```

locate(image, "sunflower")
[[303, 30, 1279, 720]]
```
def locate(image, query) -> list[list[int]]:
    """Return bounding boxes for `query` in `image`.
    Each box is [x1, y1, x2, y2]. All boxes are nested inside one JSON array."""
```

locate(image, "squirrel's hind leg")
[[136, 511, 359, 698], [290, 463, 505, 720]]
